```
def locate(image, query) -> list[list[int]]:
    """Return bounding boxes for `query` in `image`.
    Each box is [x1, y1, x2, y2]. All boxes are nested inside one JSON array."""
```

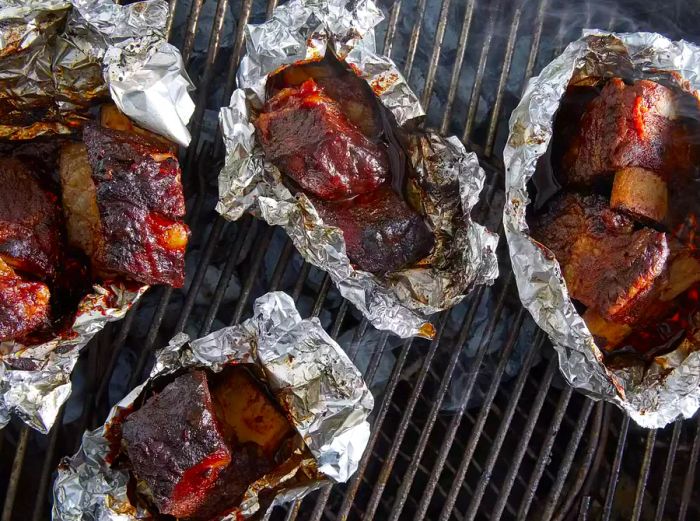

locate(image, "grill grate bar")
[[601, 414, 630, 521], [419, 0, 452, 108], [521, 0, 547, 94], [164, 0, 177, 40], [1, 427, 29, 521], [402, 0, 429, 79], [181, 0, 205, 63], [678, 414, 700, 521], [230, 226, 275, 325], [31, 408, 65, 521], [490, 355, 560, 519], [485, 5, 521, 157], [381, 0, 402, 56], [654, 419, 682, 521], [516, 386, 573, 520], [386, 289, 517, 521], [460, 313, 538, 521], [631, 429, 657, 521], [462, 0, 501, 142], [439, 0, 476, 134], [538, 399, 596, 521]]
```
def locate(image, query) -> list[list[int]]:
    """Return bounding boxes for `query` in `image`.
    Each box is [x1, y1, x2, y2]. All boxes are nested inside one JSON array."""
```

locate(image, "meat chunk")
[[256, 79, 389, 200], [0, 157, 62, 279], [564, 79, 676, 185], [0, 258, 50, 342], [59, 124, 188, 286], [531, 193, 670, 324], [121, 371, 231, 519], [610, 166, 668, 224], [313, 186, 434, 273]]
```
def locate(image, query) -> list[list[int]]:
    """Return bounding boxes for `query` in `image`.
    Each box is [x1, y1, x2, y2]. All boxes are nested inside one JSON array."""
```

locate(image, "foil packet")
[[503, 30, 700, 428], [216, 0, 499, 339], [0, 0, 194, 433], [52, 291, 374, 520]]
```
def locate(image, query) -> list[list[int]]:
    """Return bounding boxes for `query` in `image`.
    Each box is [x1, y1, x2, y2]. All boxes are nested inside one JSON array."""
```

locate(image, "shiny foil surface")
[[216, 0, 499, 339], [0, 0, 194, 432], [52, 291, 374, 520], [504, 31, 700, 428]]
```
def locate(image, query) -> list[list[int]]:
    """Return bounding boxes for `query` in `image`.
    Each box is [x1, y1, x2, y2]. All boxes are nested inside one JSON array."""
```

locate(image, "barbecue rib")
[[564, 79, 676, 186], [121, 371, 232, 519], [0, 157, 62, 279], [0, 258, 50, 342], [313, 186, 435, 273], [531, 193, 670, 325], [59, 123, 188, 287], [256, 79, 389, 200]]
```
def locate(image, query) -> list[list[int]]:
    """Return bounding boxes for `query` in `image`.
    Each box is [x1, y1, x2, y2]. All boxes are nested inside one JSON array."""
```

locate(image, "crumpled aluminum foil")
[[216, 0, 499, 339], [504, 30, 700, 428], [0, 0, 194, 145], [52, 291, 374, 520], [0, 0, 194, 433]]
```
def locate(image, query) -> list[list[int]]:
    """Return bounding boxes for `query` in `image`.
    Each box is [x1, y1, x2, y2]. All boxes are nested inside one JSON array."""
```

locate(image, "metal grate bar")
[[381, 0, 402, 57], [419, 0, 451, 108], [31, 408, 65, 521], [181, 0, 205, 63], [402, 0, 429, 79], [516, 386, 573, 520], [490, 355, 560, 519], [440, 309, 539, 520], [631, 429, 657, 521], [1, 427, 29, 521], [230, 226, 275, 325], [654, 420, 682, 521], [601, 414, 630, 521], [462, 0, 501, 141], [386, 287, 519, 521], [439, 0, 476, 134], [521, 0, 547, 93], [678, 414, 700, 521]]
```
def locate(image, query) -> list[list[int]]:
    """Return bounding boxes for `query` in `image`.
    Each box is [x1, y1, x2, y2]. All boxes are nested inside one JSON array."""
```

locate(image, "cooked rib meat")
[[59, 124, 188, 287], [122, 371, 231, 519], [0, 157, 62, 279], [531, 193, 670, 324], [0, 258, 50, 342], [256, 79, 389, 200], [313, 186, 434, 273], [564, 79, 676, 185], [610, 166, 668, 224]]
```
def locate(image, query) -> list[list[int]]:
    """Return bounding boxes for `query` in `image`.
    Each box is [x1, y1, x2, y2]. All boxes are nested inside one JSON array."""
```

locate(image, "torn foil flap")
[[0, 0, 194, 145], [0, 0, 193, 433], [216, 0, 499, 339], [503, 30, 700, 428], [52, 291, 374, 520]]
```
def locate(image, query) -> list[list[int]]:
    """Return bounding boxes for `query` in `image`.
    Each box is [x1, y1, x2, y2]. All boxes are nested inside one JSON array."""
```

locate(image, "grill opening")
[[2, 0, 700, 520]]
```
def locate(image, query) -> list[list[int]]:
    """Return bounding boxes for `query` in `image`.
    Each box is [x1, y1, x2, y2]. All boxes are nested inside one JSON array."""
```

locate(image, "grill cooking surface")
[[2, 0, 700, 520]]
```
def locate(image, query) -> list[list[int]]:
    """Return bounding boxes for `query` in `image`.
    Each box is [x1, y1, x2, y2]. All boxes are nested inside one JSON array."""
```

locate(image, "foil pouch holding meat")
[[0, 0, 194, 433], [52, 291, 374, 521], [216, 0, 498, 339], [504, 30, 700, 428]]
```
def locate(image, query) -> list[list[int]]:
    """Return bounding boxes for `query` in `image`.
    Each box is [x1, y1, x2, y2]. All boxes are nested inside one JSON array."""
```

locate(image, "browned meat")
[[610, 166, 668, 224], [531, 193, 670, 324], [313, 186, 434, 273], [121, 371, 231, 519], [0, 157, 62, 279], [0, 258, 50, 342], [256, 79, 389, 201], [564, 79, 676, 185], [60, 123, 188, 287]]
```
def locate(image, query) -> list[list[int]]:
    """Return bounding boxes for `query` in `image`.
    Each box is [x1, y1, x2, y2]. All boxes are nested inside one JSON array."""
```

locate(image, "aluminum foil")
[[216, 0, 499, 339], [0, 0, 194, 432], [0, 0, 194, 145], [53, 291, 374, 520], [504, 31, 700, 428]]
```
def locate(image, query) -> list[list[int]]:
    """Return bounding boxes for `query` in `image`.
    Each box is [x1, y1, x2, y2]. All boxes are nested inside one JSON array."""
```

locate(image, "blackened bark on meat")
[[313, 186, 434, 273], [256, 79, 389, 201], [121, 371, 231, 519], [82, 124, 188, 286], [0, 157, 62, 279]]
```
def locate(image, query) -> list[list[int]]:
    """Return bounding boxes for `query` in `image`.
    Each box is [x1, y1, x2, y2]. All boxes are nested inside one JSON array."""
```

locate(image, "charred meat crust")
[[564, 78, 676, 185], [81, 123, 188, 287], [531, 193, 670, 325], [313, 186, 434, 274], [256, 79, 390, 201], [0, 157, 62, 279], [121, 371, 232, 519], [0, 258, 50, 342]]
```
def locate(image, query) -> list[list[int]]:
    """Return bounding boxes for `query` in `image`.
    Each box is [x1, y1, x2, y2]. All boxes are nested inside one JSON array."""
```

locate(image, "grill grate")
[[2, 1, 700, 520]]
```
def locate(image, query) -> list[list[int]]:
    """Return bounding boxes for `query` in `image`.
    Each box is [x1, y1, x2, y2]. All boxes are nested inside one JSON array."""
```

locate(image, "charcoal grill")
[[2, 0, 700, 520]]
